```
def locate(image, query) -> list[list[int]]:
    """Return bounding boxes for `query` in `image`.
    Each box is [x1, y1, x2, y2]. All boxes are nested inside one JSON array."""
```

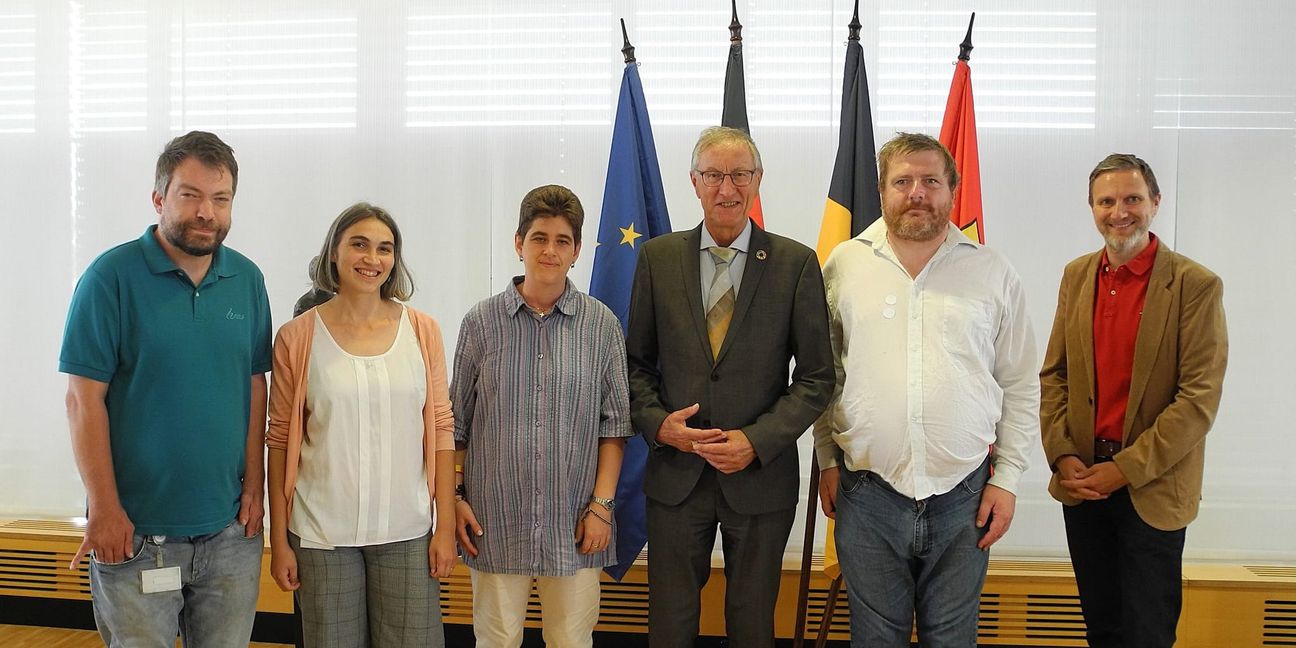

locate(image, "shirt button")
[[537, 353, 544, 359], [1109, 289, 1116, 296], [535, 421, 541, 427], [534, 521, 541, 528]]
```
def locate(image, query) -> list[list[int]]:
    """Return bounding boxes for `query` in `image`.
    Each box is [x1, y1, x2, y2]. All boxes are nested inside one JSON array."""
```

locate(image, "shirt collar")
[[505, 276, 581, 317], [139, 224, 233, 278], [1100, 232, 1159, 276], [699, 219, 752, 254]]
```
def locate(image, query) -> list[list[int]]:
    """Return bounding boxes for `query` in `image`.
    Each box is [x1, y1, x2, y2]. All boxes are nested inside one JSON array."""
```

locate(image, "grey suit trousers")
[[646, 468, 796, 648]]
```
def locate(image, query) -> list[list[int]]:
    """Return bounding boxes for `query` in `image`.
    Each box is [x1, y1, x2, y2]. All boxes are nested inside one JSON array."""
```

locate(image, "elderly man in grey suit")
[[626, 126, 835, 648]]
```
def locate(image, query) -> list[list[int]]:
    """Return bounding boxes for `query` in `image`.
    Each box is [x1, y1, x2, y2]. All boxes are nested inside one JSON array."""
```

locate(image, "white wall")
[[2, 0, 1293, 562]]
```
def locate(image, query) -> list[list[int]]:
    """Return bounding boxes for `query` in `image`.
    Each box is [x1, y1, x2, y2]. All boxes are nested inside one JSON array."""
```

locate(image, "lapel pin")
[[755, 249, 767, 261]]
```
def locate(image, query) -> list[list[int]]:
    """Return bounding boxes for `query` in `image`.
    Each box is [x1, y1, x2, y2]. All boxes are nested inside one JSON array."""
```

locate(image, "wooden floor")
[[0, 624, 291, 647]]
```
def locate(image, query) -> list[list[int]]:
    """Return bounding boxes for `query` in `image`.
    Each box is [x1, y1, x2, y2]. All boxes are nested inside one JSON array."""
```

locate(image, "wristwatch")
[[454, 484, 467, 500], [590, 496, 615, 511]]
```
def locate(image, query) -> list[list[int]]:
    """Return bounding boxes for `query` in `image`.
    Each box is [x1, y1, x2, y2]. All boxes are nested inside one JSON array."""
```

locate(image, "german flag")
[[720, 0, 764, 228]]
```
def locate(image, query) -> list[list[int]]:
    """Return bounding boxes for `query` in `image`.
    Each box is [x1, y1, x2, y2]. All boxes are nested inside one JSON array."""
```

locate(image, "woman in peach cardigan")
[[265, 202, 456, 647]]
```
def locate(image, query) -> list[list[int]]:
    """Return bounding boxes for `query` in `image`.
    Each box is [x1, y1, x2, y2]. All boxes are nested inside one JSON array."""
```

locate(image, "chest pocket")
[[478, 347, 506, 393], [940, 296, 995, 376]]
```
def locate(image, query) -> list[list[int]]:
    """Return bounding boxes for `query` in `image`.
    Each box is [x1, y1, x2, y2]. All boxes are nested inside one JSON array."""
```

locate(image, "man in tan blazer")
[[1040, 153, 1228, 648]]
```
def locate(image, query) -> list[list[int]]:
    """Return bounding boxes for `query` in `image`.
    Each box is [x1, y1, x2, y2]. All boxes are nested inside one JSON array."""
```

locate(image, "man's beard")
[[162, 220, 227, 257], [884, 206, 948, 242], [1103, 224, 1149, 258]]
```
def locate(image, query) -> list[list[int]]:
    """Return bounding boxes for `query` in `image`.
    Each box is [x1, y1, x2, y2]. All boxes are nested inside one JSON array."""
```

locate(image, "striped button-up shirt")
[[451, 278, 632, 576]]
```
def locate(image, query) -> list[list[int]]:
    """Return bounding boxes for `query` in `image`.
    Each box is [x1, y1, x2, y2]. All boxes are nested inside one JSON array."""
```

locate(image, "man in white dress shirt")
[[813, 132, 1040, 648]]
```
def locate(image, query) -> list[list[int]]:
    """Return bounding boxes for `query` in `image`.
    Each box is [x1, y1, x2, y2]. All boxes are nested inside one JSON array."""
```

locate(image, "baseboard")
[[3, 517, 1293, 646]]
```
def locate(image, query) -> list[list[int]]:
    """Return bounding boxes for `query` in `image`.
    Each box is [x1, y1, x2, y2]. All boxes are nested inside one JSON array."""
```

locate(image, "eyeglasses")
[[695, 169, 758, 187]]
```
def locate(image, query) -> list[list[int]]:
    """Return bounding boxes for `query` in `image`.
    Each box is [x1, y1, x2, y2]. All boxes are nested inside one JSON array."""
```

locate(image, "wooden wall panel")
[[5, 519, 1294, 645]]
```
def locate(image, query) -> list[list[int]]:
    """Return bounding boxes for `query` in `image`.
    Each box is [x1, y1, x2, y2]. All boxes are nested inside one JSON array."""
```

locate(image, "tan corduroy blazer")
[[1040, 243, 1228, 531]]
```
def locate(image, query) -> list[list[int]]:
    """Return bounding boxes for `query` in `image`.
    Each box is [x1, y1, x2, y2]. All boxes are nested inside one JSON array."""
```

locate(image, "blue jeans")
[[835, 460, 990, 648], [89, 519, 264, 648]]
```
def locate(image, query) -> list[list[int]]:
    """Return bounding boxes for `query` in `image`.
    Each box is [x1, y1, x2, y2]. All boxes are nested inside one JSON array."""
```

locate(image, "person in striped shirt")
[[451, 185, 633, 648]]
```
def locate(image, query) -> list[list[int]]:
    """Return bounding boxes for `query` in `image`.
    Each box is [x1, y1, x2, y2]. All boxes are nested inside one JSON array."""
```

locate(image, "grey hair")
[[690, 126, 763, 171]]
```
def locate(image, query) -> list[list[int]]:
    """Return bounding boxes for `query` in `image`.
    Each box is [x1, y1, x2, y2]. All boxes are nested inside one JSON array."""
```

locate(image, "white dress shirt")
[[813, 219, 1040, 498], [291, 307, 432, 548]]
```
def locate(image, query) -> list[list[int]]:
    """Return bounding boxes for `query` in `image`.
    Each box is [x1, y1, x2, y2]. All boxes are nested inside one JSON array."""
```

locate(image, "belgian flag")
[[810, 1, 879, 589], [815, 8, 880, 265]]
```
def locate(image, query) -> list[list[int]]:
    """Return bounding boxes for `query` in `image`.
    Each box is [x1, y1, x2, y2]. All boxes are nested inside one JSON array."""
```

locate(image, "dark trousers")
[[645, 468, 796, 648], [1062, 488, 1186, 648]]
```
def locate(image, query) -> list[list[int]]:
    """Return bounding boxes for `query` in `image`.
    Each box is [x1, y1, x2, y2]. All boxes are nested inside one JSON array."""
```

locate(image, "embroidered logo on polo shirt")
[[226, 309, 246, 320]]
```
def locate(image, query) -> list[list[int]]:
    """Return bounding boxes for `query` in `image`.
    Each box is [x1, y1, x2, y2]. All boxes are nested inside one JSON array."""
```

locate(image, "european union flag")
[[590, 54, 671, 581]]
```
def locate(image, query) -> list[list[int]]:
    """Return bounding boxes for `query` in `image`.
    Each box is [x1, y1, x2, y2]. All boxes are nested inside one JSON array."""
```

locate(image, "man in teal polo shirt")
[[60, 131, 272, 647]]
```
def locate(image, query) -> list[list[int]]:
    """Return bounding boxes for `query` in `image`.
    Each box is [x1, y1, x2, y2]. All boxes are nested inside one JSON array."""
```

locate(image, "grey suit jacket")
[[626, 221, 835, 515], [1040, 243, 1228, 530]]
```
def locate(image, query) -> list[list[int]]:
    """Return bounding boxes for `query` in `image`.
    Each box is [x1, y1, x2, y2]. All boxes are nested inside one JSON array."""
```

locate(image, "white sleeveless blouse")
[[289, 307, 431, 548]]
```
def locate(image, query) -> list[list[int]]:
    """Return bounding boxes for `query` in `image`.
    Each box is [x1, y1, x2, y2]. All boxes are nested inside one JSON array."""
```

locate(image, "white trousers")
[[469, 567, 602, 648]]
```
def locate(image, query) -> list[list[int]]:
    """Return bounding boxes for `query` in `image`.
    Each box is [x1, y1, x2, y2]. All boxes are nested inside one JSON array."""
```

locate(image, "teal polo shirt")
[[60, 225, 272, 536]]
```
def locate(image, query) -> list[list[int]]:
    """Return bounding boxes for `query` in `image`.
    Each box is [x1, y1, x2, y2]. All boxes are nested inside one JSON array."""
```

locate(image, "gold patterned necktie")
[[706, 247, 737, 359]]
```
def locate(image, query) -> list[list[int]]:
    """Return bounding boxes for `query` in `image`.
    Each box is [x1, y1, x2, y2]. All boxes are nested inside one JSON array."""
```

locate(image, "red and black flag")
[[939, 13, 984, 243]]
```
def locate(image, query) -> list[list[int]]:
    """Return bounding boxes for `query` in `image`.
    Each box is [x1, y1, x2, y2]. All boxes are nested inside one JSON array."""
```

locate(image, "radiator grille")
[[1264, 597, 1296, 646], [2, 518, 1293, 646]]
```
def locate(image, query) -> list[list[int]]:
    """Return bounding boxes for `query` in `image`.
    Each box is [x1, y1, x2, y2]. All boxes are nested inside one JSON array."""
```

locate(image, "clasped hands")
[[656, 403, 756, 474], [1055, 455, 1129, 500]]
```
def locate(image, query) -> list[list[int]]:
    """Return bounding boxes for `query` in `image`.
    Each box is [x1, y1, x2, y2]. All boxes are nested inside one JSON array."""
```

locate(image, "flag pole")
[[721, 0, 748, 132], [729, 0, 742, 43], [794, 3, 862, 641], [959, 12, 975, 61], [620, 18, 636, 64]]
